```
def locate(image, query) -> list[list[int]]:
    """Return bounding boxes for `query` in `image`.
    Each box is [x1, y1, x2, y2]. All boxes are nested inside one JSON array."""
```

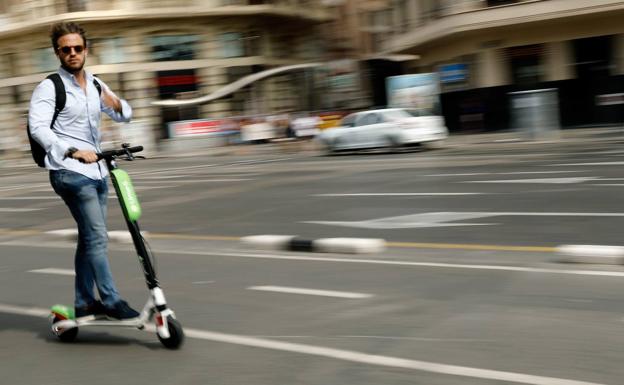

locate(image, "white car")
[[317, 108, 448, 153]]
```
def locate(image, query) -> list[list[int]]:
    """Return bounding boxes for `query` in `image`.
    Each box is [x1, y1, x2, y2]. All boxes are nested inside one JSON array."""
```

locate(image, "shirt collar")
[[58, 66, 93, 83]]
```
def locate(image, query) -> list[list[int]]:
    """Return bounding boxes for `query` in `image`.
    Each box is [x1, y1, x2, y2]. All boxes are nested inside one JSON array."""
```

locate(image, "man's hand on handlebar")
[[72, 150, 99, 164]]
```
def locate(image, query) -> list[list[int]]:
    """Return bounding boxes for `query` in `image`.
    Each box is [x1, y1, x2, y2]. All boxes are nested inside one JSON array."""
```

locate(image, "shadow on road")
[[0, 312, 162, 350]]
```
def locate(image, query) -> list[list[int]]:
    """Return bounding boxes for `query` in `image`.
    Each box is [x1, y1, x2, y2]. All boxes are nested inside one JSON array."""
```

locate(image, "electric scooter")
[[50, 144, 184, 349]]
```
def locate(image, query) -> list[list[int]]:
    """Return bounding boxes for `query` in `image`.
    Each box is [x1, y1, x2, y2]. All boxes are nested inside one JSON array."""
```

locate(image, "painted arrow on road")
[[303, 212, 624, 229]]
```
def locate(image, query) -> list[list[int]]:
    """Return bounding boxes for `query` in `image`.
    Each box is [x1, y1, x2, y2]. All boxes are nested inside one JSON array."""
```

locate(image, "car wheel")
[[319, 139, 335, 155], [386, 137, 402, 153]]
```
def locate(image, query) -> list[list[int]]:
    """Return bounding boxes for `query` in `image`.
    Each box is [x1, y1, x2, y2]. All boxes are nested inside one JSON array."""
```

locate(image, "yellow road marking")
[[147, 232, 240, 241], [0, 228, 556, 253], [386, 241, 556, 253], [0, 228, 41, 236]]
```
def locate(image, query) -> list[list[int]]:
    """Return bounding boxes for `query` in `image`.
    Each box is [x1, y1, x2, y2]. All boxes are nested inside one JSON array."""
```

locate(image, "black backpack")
[[27, 73, 102, 167]]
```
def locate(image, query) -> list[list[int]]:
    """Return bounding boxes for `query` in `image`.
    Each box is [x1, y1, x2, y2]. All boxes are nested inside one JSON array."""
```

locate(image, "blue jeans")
[[50, 169, 121, 309]]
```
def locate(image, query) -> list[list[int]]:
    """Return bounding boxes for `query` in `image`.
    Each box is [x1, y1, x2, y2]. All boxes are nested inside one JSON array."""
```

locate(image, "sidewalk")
[[152, 125, 624, 158], [2, 126, 624, 169]]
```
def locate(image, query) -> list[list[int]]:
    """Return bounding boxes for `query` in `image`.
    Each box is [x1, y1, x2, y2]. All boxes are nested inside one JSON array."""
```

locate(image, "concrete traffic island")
[[241, 235, 386, 254], [555, 244, 624, 265]]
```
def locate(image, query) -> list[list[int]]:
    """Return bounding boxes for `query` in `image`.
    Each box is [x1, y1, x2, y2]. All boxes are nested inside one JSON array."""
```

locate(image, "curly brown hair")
[[50, 22, 87, 52]]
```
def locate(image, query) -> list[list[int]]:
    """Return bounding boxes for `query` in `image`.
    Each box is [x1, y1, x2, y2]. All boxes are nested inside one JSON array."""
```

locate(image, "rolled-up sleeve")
[[99, 81, 132, 123], [28, 79, 70, 161]]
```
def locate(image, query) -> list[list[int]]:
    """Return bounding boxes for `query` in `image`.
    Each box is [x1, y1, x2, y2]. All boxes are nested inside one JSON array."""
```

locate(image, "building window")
[[148, 35, 199, 61], [91, 38, 127, 64], [226, 66, 254, 113], [67, 0, 86, 12], [0, 54, 9, 78], [508, 44, 544, 88], [219, 32, 261, 58], [487, 0, 518, 6], [33, 47, 58, 73], [220, 33, 244, 58]]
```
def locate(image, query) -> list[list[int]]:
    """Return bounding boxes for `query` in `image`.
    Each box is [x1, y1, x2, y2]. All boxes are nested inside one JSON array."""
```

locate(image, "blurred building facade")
[[0, 0, 332, 150], [357, 0, 624, 132]]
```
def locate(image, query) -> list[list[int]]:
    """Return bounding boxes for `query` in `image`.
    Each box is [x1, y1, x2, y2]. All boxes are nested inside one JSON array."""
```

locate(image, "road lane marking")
[[313, 193, 485, 197], [0, 228, 584, 254], [28, 268, 75, 276], [0, 303, 605, 385], [0, 183, 49, 192], [386, 241, 555, 252], [304, 211, 624, 229], [248, 286, 373, 299], [6, 240, 623, 278], [460, 177, 599, 184], [0, 208, 42, 212], [156, 249, 624, 278], [550, 162, 624, 166], [134, 175, 192, 179], [0, 197, 58, 200], [425, 173, 489, 176], [425, 171, 586, 177]]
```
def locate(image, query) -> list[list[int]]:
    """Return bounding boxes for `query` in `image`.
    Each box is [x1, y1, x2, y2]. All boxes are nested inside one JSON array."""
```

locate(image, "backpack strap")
[[93, 77, 102, 96], [46, 73, 66, 129]]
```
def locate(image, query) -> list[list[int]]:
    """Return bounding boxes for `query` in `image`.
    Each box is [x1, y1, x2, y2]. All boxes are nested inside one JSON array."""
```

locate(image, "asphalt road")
[[2, 137, 624, 385]]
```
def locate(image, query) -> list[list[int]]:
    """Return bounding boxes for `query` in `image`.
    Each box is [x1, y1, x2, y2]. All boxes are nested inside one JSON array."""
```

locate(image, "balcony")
[[386, 0, 624, 53], [0, 0, 332, 34]]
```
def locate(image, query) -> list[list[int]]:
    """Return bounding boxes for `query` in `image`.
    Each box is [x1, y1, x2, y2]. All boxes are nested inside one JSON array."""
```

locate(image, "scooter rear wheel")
[[158, 316, 184, 349], [52, 316, 78, 342]]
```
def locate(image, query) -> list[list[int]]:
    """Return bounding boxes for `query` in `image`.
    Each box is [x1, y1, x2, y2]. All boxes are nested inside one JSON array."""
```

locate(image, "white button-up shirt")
[[28, 67, 132, 180]]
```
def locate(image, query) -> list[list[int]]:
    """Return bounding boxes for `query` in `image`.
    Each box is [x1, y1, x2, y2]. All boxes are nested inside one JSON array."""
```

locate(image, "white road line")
[[426, 171, 586, 177], [0, 183, 49, 192], [135, 179, 252, 183], [131, 163, 218, 175], [0, 197, 58, 200], [134, 185, 178, 190], [0, 302, 604, 385], [248, 286, 373, 299], [0, 303, 50, 317], [305, 211, 624, 230], [0, 208, 42, 212], [425, 173, 489, 176], [28, 268, 75, 276], [460, 177, 599, 184], [160, 249, 624, 278], [498, 171, 588, 175], [550, 162, 624, 166], [313, 193, 484, 197], [135, 175, 191, 179]]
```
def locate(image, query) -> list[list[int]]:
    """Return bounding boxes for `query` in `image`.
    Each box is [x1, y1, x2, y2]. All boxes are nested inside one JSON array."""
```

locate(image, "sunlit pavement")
[[2, 127, 624, 385]]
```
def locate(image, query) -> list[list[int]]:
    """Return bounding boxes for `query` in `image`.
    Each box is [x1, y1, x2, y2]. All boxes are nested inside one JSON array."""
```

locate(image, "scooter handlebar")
[[97, 145, 144, 161]]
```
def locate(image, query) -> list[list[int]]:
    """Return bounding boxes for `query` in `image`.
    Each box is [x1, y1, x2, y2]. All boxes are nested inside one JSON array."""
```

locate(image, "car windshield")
[[341, 114, 356, 127], [380, 109, 413, 120]]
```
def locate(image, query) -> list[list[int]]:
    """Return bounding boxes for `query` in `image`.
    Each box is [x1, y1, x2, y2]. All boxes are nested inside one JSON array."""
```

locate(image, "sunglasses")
[[58, 45, 84, 54]]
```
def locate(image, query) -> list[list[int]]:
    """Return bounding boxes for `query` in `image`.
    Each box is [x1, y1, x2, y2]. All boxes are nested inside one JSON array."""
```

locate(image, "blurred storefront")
[[375, 0, 624, 132]]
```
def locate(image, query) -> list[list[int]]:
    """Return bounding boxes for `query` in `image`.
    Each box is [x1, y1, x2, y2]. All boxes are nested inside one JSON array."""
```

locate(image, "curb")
[[45, 229, 147, 245], [241, 235, 386, 254], [555, 244, 624, 265]]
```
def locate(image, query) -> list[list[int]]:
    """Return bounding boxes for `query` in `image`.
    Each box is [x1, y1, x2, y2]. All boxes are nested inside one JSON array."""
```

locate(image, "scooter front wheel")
[[157, 316, 184, 349], [51, 316, 79, 342]]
